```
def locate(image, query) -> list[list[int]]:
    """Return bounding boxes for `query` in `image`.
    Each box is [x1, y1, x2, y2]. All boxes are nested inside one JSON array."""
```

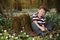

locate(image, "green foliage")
[[27, 37, 32, 40], [20, 31, 27, 37], [0, 26, 3, 33], [0, 15, 12, 29], [0, 15, 12, 35], [45, 12, 60, 27], [0, 26, 60, 40], [0, 15, 5, 26]]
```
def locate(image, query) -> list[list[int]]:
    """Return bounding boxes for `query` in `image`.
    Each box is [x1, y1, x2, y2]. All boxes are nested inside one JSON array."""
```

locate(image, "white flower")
[[1, 29, 3, 31], [24, 32, 26, 34], [26, 35, 29, 37], [12, 36, 14, 38], [21, 30, 23, 32], [13, 33, 16, 36], [32, 38, 34, 40], [6, 36, 8, 39], [15, 37, 18, 39], [57, 34, 59, 36], [4, 30, 7, 32], [50, 8, 57, 13], [0, 33, 2, 35], [9, 35, 11, 37]]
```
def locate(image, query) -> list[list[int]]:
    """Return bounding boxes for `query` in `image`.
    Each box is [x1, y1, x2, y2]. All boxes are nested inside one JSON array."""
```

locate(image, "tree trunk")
[[55, 0, 60, 13]]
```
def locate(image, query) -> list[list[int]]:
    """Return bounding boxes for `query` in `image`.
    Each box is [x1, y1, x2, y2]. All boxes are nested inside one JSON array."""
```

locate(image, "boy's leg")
[[46, 20, 54, 31], [31, 22, 45, 37]]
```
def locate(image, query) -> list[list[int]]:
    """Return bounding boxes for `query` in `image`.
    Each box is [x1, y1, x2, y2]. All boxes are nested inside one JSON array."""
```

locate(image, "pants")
[[31, 20, 54, 37]]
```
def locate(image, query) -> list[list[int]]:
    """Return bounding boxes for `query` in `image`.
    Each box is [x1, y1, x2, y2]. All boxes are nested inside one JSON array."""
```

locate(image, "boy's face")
[[38, 9, 46, 16]]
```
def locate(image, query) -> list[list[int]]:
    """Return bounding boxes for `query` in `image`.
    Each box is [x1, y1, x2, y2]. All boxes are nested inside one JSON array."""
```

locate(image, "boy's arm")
[[33, 20, 47, 31]]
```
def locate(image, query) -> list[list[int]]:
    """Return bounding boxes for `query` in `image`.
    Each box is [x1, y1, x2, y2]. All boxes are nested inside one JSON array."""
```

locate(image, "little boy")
[[32, 5, 54, 37]]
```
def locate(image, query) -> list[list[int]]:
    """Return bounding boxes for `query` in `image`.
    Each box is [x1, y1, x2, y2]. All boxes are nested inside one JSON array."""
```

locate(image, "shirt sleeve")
[[32, 13, 38, 21]]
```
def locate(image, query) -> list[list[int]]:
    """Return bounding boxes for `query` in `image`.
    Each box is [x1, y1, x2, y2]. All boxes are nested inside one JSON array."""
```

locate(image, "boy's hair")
[[39, 5, 49, 12]]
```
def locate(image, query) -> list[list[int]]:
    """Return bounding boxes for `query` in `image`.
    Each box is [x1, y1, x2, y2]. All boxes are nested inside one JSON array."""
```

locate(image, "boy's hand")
[[40, 27, 46, 31], [40, 25, 47, 31]]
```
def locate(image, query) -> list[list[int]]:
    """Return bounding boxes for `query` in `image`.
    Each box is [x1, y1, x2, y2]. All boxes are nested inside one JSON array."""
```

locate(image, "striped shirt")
[[32, 12, 46, 26]]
